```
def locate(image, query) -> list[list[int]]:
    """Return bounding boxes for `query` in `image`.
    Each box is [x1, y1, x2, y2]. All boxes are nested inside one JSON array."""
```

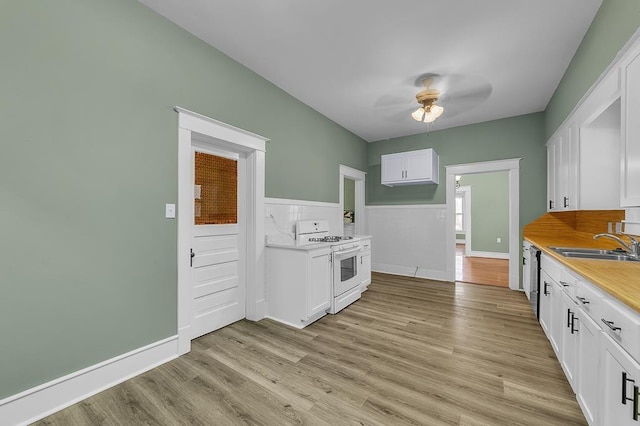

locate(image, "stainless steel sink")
[[549, 246, 640, 262]]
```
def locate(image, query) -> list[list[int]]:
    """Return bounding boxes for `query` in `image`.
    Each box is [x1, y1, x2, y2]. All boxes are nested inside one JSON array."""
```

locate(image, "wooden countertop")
[[525, 234, 640, 313]]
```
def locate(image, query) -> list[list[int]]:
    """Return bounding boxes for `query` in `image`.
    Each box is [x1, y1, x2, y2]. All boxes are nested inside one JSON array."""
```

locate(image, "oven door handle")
[[333, 247, 361, 258]]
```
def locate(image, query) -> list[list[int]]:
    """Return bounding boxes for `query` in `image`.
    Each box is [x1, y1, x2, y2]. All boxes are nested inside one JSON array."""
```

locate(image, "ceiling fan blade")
[[439, 82, 492, 118]]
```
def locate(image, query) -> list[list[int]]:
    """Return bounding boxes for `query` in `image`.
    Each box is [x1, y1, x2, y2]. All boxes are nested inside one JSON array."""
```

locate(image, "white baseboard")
[[254, 299, 267, 320], [466, 250, 509, 260], [455, 239, 466, 244], [372, 263, 450, 282], [0, 335, 179, 426]]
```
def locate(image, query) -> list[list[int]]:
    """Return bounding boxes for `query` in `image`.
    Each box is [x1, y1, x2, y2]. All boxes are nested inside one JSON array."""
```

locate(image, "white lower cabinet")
[[575, 310, 601, 426], [550, 278, 564, 356], [360, 246, 371, 291], [561, 291, 579, 391], [539, 253, 640, 425], [266, 246, 331, 328], [602, 333, 640, 425], [539, 271, 552, 336]]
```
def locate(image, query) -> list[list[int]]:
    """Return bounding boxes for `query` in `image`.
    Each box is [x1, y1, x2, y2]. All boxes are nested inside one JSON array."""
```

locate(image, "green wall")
[[461, 172, 509, 253], [545, 0, 640, 138], [344, 178, 356, 211], [0, 0, 366, 399], [367, 113, 547, 236]]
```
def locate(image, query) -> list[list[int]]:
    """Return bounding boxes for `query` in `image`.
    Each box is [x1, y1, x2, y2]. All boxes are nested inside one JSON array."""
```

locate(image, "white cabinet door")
[[602, 333, 640, 425], [550, 279, 564, 356], [622, 47, 640, 207], [405, 150, 432, 181], [360, 251, 371, 290], [576, 310, 601, 426], [381, 153, 405, 184], [539, 271, 553, 336], [547, 140, 558, 211], [307, 250, 331, 318], [561, 291, 579, 391], [563, 121, 579, 210]]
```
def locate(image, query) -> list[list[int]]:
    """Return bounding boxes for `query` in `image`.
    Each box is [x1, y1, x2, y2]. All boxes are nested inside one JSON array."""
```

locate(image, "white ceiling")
[[139, 0, 603, 142]]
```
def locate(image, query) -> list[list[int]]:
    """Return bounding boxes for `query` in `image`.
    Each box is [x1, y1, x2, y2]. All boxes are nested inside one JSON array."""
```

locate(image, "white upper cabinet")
[[547, 121, 579, 211], [621, 44, 640, 207], [547, 64, 621, 212], [381, 149, 439, 186]]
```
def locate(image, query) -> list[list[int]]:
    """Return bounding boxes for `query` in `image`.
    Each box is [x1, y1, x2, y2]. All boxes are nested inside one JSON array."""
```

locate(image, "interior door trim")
[[175, 106, 268, 355]]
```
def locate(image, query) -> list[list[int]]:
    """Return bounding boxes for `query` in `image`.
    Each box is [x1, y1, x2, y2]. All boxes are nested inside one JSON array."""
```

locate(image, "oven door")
[[333, 246, 362, 297]]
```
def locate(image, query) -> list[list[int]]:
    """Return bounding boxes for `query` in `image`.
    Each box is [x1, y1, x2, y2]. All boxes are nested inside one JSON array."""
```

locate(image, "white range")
[[265, 220, 371, 328]]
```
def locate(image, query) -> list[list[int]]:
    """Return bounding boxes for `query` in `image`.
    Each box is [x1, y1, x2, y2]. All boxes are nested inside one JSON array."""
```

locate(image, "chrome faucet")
[[594, 233, 639, 258]]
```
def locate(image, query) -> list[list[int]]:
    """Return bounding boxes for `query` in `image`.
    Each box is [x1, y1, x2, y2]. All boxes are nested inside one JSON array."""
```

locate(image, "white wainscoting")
[[366, 204, 449, 282], [0, 336, 179, 426], [265, 198, 342, 242]]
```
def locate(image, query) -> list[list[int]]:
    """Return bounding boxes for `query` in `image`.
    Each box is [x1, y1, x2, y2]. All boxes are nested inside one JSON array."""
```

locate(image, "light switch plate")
[[496, 237, 502, 243], [165, 203, 176, 219]]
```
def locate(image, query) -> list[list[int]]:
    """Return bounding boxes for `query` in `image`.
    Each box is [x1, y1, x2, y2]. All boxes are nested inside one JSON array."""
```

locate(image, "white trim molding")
[[266, 197, 339, 208], [176, 107, 268, 355], [339, 165, 366, 236], [372, 263, 450, 282], [466, 250, 510, 260], [0, 336, 179, 426], [445, 158, 521, 290], [365, 204, 446, 210]]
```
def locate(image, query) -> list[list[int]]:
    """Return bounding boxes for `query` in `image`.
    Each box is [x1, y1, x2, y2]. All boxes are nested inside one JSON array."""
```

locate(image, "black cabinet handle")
[[549, 200, 554, 210], [577, 296, 590, 305], [567, 309, 572, 328], [602, 318, 622, 332], [634, 385, 639, 421], [570, 314, 578, 334], [523, 258, 527, 265], [190, 248, 195, 267], [563, 196, 569, 208], [560, 280, 569, 287], [623, 372, 636, 405], [543, 281, 549, 295]]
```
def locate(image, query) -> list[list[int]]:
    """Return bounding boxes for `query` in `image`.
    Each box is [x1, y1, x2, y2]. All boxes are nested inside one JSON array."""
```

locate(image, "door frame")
[[445, 158, 521, 290], [175, 107, 267, 355], [339, 165, 366, 236], [455, 185, 471, 247]]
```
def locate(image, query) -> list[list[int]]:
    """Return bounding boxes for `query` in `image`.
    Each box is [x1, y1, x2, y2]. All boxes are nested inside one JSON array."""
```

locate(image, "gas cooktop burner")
[[308, 236, 354, 243]]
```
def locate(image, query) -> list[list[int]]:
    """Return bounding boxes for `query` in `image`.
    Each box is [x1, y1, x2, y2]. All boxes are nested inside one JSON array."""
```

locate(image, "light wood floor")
[[456, 243, 509, 287], [35, 273, 585, 426]]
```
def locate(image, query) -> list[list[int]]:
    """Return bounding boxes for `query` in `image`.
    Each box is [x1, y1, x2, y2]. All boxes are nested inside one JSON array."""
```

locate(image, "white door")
[[190, 147, 245, 339]]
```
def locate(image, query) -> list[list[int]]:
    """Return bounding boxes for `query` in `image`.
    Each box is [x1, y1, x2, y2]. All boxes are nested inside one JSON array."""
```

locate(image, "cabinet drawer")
[[601, 298, 640, 362], [541, 254, 563, 284], [575, 279, 607, 324], [559, 268, 579, 298]]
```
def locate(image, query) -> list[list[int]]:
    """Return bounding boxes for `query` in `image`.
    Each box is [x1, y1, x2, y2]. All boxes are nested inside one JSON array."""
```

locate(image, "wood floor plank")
[[33, 272, 586, 425]]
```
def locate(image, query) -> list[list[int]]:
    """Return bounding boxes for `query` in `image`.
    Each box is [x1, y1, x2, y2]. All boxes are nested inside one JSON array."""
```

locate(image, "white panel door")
[[191, 148, 245, 339]]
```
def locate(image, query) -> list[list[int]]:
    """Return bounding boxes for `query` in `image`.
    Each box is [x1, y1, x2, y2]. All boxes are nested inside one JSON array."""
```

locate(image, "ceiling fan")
[[411, 77, 444, 123], [374, 73, 493, 127]]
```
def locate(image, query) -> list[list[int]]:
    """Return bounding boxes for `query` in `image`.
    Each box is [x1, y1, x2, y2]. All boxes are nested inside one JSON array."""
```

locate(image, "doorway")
[[454, 173, 509, 287], [176, 107, 267, 355], [339, 165, 366, 236], [445, 159, 521, 290]]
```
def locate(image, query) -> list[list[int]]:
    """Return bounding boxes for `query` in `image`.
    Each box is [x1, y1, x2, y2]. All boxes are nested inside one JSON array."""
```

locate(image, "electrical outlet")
[[496, 237, 502, 243]]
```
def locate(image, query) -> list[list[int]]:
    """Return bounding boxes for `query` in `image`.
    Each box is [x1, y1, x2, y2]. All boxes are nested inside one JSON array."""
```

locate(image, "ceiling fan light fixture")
[[421, 103, 444, 123], [411, 107, 426, 121]]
